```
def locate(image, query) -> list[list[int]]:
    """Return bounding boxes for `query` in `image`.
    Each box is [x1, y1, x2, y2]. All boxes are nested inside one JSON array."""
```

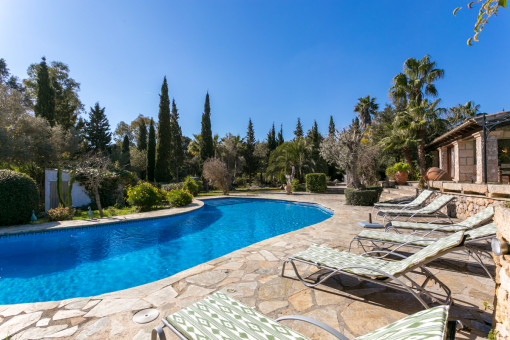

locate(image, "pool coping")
[[0, 200, 205, 237]]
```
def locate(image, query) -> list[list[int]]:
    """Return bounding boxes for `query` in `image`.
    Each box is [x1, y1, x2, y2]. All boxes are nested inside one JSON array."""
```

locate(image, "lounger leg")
[[152, 325, 166, 340], [465, 247, 494, 280]]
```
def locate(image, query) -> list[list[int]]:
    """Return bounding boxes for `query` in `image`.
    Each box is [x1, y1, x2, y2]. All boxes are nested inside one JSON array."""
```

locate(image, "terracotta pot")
[[395, 171, 408, 185], [285, 184, 292, 195], [425, 167, 452, 181]]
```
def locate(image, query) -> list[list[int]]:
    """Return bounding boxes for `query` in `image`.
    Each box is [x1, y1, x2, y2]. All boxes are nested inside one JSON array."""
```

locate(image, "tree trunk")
[[94, 186, 104, 218], [417, 129, 427, 176], [402, 145, 414, 174]]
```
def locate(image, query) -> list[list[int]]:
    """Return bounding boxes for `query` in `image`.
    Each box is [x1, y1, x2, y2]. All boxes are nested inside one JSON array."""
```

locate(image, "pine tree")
[[34, 57, 56, 126], [121, 135, 131, 167], [85, 102, 111, 151], [294, 118, 303, 140], [244, 118, 257, 184], [200, 92, 214, 161], [277, 125, 284, 146], [328, 115, 336, 137], [146, 119, 156, 182], [155, 77, 172, 182], [170, 99, 184, 180], [137, 119, 147, 151], [267, 122, 277, 152]]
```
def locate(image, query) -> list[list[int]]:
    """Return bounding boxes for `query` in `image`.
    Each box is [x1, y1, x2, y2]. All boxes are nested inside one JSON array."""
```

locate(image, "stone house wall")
[[493, 207, 510, 339], [454, 140, 475, 182]]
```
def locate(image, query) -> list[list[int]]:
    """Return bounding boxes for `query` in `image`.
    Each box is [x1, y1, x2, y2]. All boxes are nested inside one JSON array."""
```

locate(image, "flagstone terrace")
[[0, 192, 494, 340]]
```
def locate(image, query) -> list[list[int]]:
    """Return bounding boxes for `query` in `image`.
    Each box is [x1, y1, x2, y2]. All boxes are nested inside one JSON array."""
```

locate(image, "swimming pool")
[[0, 198, 332, 304]]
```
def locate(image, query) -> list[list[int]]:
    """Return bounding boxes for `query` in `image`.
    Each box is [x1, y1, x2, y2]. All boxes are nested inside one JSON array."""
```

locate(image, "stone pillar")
[[474, 132, 499, 183], [453, 141, 460, 182], [438, 147, 448, 171], [493, 207, 510, 339]]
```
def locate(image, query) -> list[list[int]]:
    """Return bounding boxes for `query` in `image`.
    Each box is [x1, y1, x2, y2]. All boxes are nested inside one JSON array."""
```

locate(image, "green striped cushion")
[[166, 292, 308, 340], [375, 190, 433, 209], [382, 232, 464, 276], [354, 305, 449, 340], [466, 222, 496, 240], [357, 229, 435, 247], [380, 195, 454, 215], [391, 206, 494, 232], [293, 244, 391, 278]]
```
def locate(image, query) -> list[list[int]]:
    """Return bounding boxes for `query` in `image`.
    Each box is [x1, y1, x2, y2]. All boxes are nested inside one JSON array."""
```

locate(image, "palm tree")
[[447, 101, 481, 127], [395, 99, 446, 176], [354, 95, 378, 131], [389, 55, 444, 106], [266, 139, 314, 182]]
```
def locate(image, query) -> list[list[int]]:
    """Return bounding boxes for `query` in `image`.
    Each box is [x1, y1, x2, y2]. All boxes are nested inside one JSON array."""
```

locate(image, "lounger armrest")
[[276, 315, 350, 340], [151, 325, 167, 340]]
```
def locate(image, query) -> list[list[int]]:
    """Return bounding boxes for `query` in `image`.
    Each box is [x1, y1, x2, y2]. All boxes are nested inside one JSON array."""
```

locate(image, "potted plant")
[[386, 162, 411, 185]]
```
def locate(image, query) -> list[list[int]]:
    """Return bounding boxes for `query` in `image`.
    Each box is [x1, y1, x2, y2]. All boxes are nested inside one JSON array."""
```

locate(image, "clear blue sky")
[[1, 1, 508, 141]]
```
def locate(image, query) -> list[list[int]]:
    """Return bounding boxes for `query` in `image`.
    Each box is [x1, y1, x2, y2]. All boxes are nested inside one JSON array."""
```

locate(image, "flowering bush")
[[167, 188, 193, 207], [47, 206, 76, 221], [126, 182, 164, 211]]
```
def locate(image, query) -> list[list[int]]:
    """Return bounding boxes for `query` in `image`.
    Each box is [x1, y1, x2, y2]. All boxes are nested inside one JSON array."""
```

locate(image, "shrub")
[[305, 173, 327, 193], [0, 170, 39, 226], [167, 188, 193, 207], [291, 179, 301, 192], [345, 188, 379, 206], [385, 162, 411, 178], [184, 176, 199, 196], [126, 181, 164, 210], [365, 185, 383, 201], [47, 206, 76, 221], [203, 158, 230, 195]]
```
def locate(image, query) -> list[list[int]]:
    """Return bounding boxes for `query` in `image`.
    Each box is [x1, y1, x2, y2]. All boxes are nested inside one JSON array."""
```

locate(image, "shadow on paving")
[[284, 268, 493, 338]]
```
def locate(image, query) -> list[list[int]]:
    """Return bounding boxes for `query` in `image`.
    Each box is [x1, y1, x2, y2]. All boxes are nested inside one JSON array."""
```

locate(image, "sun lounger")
[[371, 189, 435, 214], [377, 195, 455, 224], [151, 291, 458, 340], [350, 223, 496, 279], [282, 232, 465, 309], [386, 206, 494, 234]]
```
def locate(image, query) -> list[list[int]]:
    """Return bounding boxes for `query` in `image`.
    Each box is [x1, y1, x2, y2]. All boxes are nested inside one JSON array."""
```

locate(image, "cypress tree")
[[121, 135, 131, 167], [155, 77, 172, 182], [267, 122, 277, 152], [277, 125, 284, 146], [170, 99, 184, 180], [329, 115, 336, 137], [146, 119, 156, 182], [244, 118, 257, 184], [85, 102, 111, 151], [309, 120, 322, 170], [137, 119, 148, 151], [200, 92, 214, 161], [34, 57, 56, 126], [294, 118, 303, 140]]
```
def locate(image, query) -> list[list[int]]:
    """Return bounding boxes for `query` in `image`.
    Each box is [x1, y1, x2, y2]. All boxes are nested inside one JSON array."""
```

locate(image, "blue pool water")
[[0, 198, 332, 304]]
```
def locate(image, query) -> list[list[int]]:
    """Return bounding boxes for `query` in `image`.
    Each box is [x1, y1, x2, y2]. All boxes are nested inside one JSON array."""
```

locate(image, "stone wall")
[[493, 207, 510, 339], [451, 195, 505, 220]]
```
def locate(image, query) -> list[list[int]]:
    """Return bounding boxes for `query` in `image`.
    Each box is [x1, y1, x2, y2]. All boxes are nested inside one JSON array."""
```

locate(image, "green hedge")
[[345, 188, 379, 206], [305, 173, 327, 193], [0, 170, 39, 226], [127, 182, 165, 211], [366, 186, 383, 201]]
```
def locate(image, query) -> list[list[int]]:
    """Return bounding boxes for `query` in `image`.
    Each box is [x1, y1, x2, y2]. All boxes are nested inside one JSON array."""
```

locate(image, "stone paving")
[[0, 191, 495, 339]]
